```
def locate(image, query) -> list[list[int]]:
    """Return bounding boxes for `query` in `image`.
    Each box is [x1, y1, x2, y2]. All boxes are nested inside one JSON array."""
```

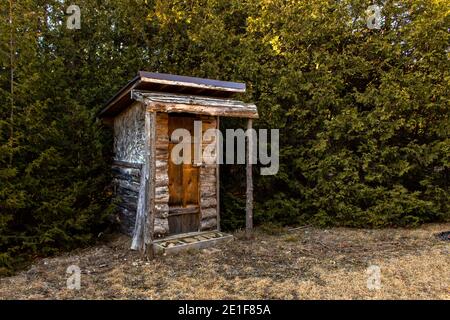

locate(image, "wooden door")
[[168, 114, 200, 235]]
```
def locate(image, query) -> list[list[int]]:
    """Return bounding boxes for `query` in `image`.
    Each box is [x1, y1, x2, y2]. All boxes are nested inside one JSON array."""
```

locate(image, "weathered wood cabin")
[[100, 72, 258, 254]]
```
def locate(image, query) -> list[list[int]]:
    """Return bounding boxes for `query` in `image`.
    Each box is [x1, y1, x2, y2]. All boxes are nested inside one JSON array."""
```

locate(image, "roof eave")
[[98, 75, 140, 118], [99, 72, 249, 118]]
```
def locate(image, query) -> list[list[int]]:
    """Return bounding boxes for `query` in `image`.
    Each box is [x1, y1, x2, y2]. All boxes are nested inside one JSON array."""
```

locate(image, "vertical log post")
[[246, 118, 254, 238], [216, 116, 221, 231], [131, 104, 149, 252], [145, 110, 157, 259], [130, 163, 147, 252]]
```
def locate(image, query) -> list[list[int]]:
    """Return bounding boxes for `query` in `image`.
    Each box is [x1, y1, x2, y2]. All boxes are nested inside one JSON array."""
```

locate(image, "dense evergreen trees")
[[0, 0, 448, 273]]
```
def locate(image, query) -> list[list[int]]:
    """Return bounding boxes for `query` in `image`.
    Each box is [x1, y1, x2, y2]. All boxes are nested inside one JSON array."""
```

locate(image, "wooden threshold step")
[[153, 231, 233, 255]]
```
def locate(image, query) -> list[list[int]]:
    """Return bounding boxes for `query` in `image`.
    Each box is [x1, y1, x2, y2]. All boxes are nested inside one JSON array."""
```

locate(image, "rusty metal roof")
[[99, 71, 247, 118]]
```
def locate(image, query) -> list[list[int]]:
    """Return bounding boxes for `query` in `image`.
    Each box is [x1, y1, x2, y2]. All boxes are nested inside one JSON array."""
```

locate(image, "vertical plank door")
[[168, 114, 200, 234]]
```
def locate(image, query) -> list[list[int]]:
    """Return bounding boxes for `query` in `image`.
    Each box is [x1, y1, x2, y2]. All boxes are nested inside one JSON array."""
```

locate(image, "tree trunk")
[[9, 0, 14, 167]]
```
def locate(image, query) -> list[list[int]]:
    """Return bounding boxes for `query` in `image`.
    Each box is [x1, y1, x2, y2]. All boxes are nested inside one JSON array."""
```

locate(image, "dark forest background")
[[1, 0, 448, 274]]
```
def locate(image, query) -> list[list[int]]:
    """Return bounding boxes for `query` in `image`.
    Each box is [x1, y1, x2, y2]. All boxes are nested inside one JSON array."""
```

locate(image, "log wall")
[[113, 102, 145, 235], [113, 101, 145, 163], [199, 115, 219, 231], [112, 162, 142, 235], [113, 103, 219, 237], [154, 112, 170, 237]]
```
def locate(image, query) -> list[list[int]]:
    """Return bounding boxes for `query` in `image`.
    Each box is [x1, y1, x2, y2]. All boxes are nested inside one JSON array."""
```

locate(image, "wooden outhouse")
[[100, 72, 258, 254]]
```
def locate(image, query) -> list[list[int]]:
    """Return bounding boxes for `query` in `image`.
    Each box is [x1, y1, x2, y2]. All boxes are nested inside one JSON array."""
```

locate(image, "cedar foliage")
[[0, 0, 449, 273]]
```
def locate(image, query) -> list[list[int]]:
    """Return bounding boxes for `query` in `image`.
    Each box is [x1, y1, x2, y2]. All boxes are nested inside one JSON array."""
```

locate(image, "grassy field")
[[0, 223, 449, 299]]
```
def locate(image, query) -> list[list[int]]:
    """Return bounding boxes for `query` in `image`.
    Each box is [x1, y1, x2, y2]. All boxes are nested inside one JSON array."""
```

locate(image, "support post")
[[216, 116, 221, 231], [131, 104, 149, 252], [246, 118, 254, 238], [145, 110, 157, 259], [130, 163, 147, 251]]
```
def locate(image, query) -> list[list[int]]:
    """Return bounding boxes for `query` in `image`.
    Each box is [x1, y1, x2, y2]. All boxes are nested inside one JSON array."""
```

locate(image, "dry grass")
[[0, 223, 449, 299]]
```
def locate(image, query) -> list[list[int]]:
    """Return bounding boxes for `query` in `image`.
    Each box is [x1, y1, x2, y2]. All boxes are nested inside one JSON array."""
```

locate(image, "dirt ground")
[[0, 223, 449, 299]]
